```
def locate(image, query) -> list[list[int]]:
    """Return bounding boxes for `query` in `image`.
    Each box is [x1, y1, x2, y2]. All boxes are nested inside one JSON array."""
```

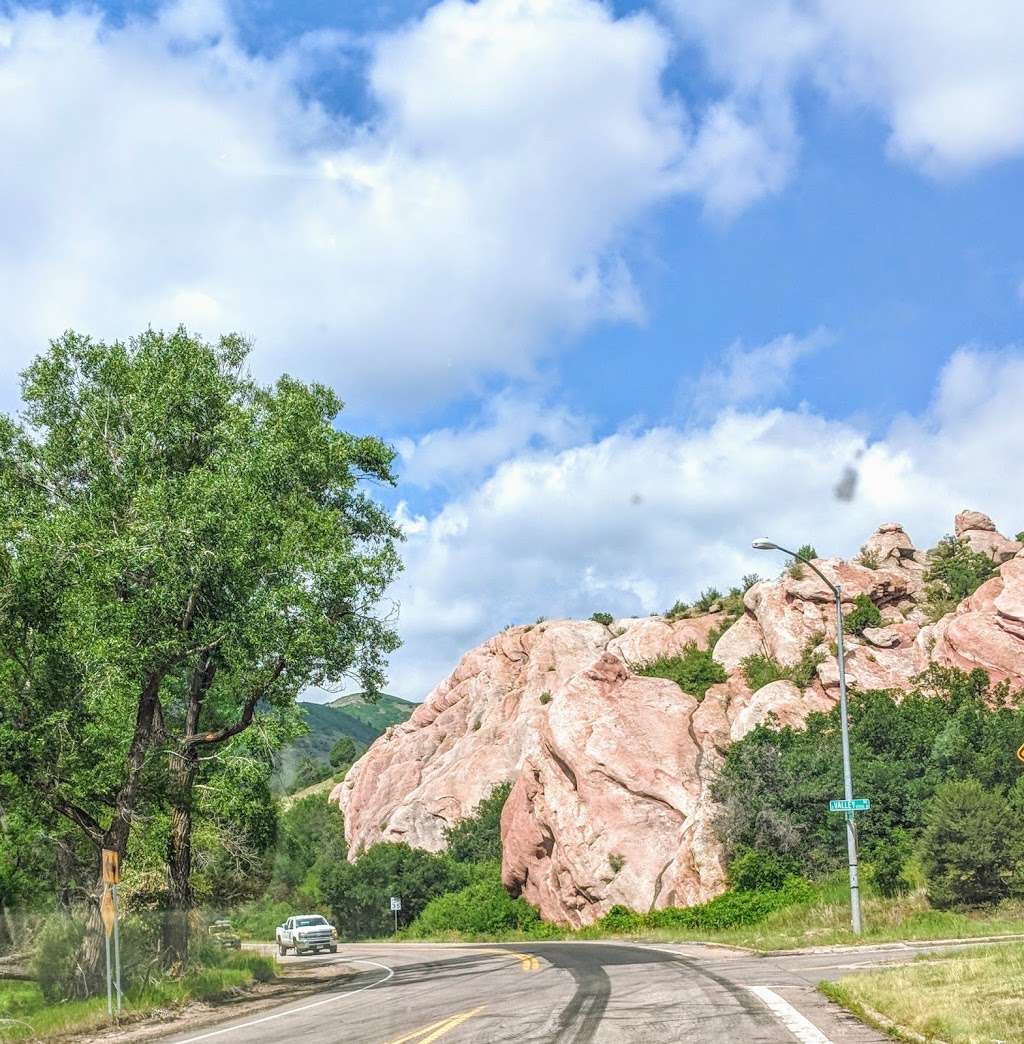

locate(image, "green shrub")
[[729, 847, 802, 892], [445, 783, 511, 864], [321, 842, 467, 938], [591, 612, 614, 626], [787, 544, 818, 579], [740, 635, 823, 692], [923, 537, 996, 621], [596, 879, 813, 935], [714, 666, 1024, 883], [919, 779, 1020, 909], [635, 644, 727, 701], [693, 588, 723, 613], [858, 547, 880, 569], [539, 691, 552, 705], [1016, 531, 1024, 544], [741, 574, 762, 592], [872, 841, 911, 898], [740, 653, 786, 691], [406, 866, 552, 938], [597, 905, 646, 934], [843, 593, 882, 636], [664, 600, 690, 620], [32, 916, 87, 1003]]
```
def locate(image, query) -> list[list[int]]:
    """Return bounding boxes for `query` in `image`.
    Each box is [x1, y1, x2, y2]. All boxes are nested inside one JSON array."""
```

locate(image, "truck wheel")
[[329, 945, 338, 954], [278, 942, 287, 956]]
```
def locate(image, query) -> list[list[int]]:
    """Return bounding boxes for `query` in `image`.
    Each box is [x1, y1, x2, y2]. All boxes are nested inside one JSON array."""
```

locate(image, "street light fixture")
[[751, 538, 862, 935]]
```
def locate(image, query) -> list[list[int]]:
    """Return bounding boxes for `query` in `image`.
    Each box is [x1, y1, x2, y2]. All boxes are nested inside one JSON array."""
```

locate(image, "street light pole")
[[752, 539, 862, 934]]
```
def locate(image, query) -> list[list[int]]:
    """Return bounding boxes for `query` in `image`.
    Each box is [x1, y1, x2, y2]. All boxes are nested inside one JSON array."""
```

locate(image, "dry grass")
[[822, 942, 1024, 1043]]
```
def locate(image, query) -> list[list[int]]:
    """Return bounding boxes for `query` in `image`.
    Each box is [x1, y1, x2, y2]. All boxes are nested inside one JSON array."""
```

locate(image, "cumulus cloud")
[[0, 0, 695, 412], [664, 0, 1024, 184], [395, 390, 590, 491], [385, 347, 1024, 699], [690, 328, 830, 410]]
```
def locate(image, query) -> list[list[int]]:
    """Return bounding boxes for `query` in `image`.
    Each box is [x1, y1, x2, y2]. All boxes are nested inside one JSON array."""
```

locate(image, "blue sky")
[[2, 0, 1023, 698]]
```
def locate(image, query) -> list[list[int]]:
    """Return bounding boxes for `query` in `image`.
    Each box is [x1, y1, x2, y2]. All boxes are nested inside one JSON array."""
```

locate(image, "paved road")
[[161, 938, 961, 1043]]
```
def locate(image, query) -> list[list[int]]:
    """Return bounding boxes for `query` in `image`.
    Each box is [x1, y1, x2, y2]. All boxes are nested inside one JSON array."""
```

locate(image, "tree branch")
[[182, 657, 285, 747]]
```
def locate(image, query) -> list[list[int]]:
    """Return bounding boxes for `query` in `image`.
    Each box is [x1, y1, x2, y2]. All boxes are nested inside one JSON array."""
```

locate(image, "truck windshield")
[[295, 917, 327, 927]]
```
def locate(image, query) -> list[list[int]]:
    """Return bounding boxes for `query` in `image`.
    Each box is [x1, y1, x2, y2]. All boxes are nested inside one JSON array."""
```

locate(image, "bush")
[[713, 667, 1024, 882], [872, 841, 911, 898], [843, 593, 882, 636], [787, 544, 818, 579], [729, 847, 802, 892], [923, 537, 996, 620], [740, 653, 786, 691], [32, 915, 87, 1003], [1016, 531, 1024, 544], [329, 736, 358, 769], [406, 866, 552, 938], [664, 600, 690, 621], [694, 588, 723, 613], [858, 547, 880, 569], [635, 644, 727, 701], [595, 879, 813, 935], [919, 779, 1020, 909], [539, 691, 552, 705], [321, 842, 467, 938], [445, 783, 511, 864], [739, 634, 823, 692], [591, 612, 614, 626]]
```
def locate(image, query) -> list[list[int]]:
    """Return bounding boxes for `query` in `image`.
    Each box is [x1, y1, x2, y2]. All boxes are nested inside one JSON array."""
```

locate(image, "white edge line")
[[746, 985, 833, 1044], [172, 958, 394, 1044]]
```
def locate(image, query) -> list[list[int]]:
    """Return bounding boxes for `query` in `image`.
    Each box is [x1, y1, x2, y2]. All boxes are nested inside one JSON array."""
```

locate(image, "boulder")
[[862, 522, 916, 563], [954, 509, 1022, 563]]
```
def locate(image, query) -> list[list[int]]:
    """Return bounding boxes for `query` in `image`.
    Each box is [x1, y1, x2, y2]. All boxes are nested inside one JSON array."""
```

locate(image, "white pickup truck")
[[276, 914, 338, 956]]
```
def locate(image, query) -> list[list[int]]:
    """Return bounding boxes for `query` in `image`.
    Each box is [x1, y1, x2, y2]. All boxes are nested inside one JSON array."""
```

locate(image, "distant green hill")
[[274, 693, 415, 793]]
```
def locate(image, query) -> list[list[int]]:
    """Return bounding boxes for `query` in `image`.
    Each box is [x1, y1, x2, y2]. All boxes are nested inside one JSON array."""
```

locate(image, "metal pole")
[[112, 885, 122, 1013], [104, 919, 113, 1016], [834, 583, 862, 934], [394, 908, 398, 934]]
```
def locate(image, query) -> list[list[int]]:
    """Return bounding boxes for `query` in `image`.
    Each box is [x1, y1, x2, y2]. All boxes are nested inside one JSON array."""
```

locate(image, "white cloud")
[[395, 390, 590, 491], [663, 0, 1024, 183], [0, 0, 696, 412], [385, 346, 1024, 699], [690, 328, 830, 410]]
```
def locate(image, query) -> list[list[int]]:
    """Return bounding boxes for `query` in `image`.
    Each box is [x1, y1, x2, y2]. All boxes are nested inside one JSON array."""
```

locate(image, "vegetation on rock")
[[923, 536, 997, 620], [635, 644, 727, 700], [843, 593, 883, 635]]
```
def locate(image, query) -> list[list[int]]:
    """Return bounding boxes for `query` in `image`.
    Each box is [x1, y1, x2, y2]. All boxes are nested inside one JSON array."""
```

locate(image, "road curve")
[[160, 939, 894, 1043]]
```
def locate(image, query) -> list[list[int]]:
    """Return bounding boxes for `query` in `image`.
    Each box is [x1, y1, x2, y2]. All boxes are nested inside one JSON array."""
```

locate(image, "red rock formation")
[[335, 513, 1024, 927]]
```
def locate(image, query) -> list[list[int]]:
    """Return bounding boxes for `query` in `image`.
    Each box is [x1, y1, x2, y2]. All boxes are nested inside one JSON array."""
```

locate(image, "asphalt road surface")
[[160, 938, 960, 1043]]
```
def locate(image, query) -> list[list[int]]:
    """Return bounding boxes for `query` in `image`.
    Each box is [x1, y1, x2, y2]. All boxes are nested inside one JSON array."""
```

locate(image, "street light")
[[751, 538, 862, 934]]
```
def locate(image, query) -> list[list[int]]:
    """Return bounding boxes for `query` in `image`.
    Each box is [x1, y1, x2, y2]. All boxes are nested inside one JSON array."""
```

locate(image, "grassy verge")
[[390, 878, 1024, 952], [820, 942, 1024, 1043], [0, 951, 276, 1043]]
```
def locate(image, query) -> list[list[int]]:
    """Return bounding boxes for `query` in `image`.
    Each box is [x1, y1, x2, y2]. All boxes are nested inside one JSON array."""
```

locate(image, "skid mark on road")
[[383, 1005, 485, 1044], [746, 986, 833, 1044], [171, 958, 394, 1043]]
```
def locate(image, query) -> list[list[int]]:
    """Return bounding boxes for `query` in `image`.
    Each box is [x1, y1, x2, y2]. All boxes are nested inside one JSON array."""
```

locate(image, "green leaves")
[[1, 326, 402, 910]]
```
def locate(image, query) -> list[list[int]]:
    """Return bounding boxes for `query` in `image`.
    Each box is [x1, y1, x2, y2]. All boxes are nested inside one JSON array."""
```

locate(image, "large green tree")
[[0, 329, 402, 976]]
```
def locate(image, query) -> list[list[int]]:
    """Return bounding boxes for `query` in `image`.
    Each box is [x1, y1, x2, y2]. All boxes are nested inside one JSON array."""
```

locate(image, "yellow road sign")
[[102, 849, 120, 885], [100, 888, 116, 938], [1017, 742, 1024, 764]]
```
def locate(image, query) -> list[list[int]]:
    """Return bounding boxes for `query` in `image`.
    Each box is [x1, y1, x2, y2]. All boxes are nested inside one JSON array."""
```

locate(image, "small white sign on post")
[[390, 896, 401, 932]]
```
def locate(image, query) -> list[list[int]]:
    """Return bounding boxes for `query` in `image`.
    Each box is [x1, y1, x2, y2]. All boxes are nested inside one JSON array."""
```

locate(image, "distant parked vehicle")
[[208, 919, 241, 949], [276, 914, 338, 956]]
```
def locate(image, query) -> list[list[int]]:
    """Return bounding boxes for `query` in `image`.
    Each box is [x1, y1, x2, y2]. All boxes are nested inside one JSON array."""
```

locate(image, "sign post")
[[101, 850, 122, 1015], [390, 896, 401, 934]]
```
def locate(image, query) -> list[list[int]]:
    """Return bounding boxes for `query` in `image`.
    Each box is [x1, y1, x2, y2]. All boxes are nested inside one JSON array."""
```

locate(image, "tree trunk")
[[162, 653, 215, 968], [162, 746, 199, 968]]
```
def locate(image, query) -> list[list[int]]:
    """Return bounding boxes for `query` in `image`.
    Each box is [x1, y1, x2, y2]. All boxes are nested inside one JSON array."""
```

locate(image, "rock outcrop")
[[335, 512, 1024, 927]]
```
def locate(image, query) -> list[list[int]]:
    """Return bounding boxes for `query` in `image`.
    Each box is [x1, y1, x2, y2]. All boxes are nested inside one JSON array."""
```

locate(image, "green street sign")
[[829, 798, 870, 812]]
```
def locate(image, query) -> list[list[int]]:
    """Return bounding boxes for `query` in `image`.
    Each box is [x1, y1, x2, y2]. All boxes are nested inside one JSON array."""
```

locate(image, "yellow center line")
[[475, 948, 542, 971], [383, 1006, 485, 1044]]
